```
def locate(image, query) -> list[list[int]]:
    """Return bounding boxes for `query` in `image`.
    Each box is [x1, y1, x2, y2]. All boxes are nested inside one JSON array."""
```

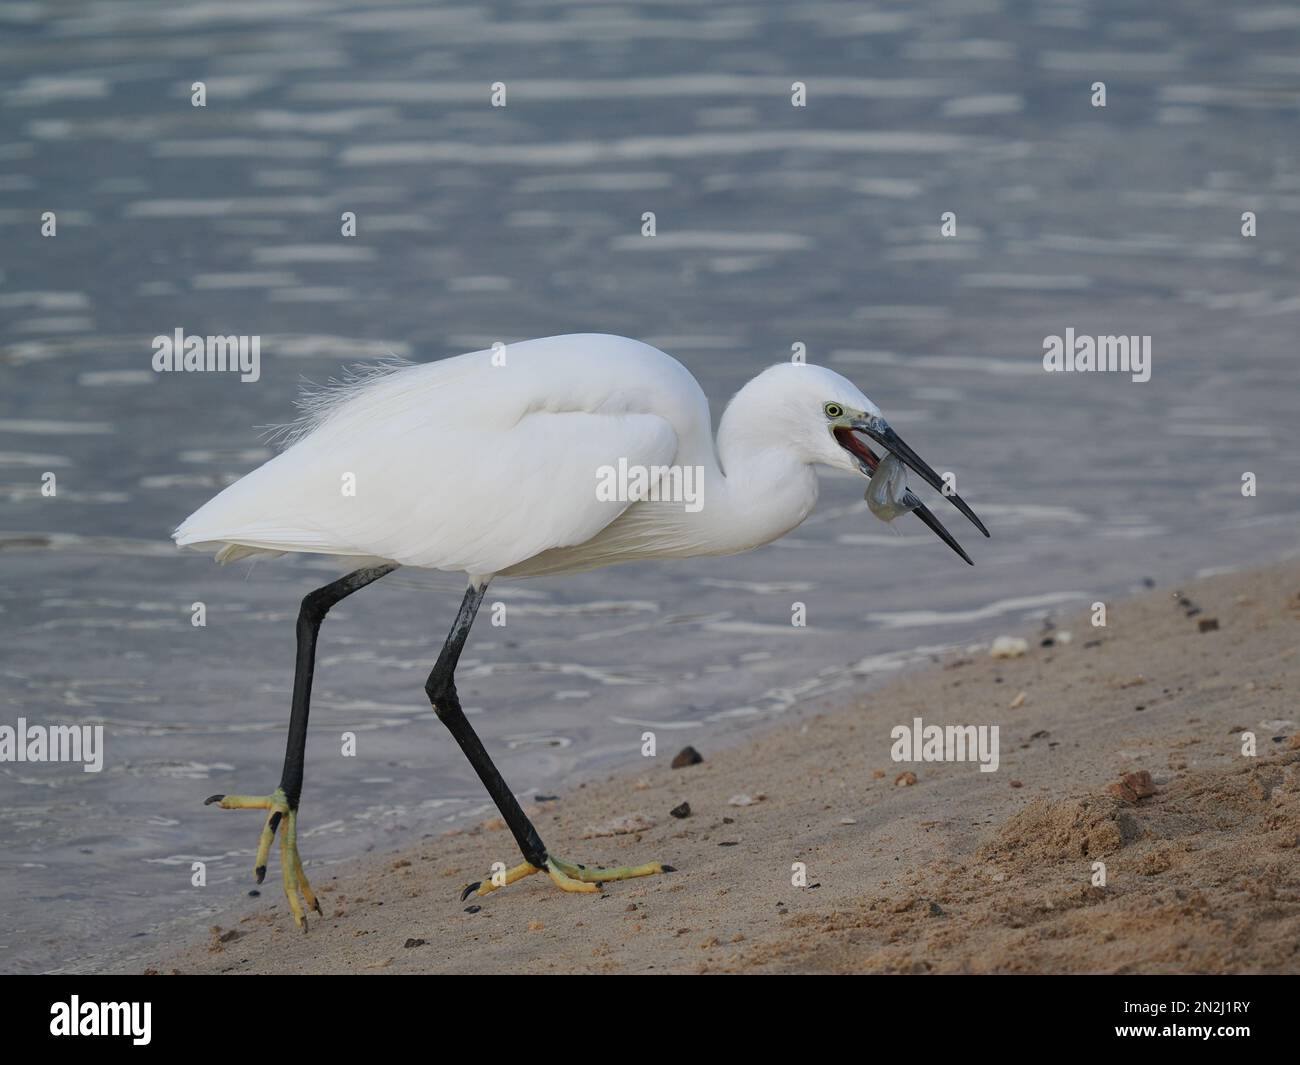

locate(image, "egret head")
[[722, 362, 989, 564]]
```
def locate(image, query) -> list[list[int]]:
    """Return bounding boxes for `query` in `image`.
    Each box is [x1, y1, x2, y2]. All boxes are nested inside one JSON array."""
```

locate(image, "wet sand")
[[117, 560, 1300, 974]]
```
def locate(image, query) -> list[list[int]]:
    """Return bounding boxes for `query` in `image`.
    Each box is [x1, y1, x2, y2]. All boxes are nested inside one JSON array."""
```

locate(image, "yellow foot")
[[461, 855, 674, 901], [204, 786, 320, 932]]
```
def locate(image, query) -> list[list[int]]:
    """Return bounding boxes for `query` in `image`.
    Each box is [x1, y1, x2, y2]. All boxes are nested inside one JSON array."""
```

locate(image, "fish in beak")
[[832, 415, 989, 566]]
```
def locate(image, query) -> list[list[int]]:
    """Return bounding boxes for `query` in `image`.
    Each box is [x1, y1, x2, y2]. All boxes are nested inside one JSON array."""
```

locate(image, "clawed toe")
[[461, 854, 673, 901], [207, 786, 318, 931]]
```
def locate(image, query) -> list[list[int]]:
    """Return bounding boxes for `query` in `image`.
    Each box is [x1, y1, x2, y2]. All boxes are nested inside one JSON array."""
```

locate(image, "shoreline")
[[112, 561, 1300, 974]]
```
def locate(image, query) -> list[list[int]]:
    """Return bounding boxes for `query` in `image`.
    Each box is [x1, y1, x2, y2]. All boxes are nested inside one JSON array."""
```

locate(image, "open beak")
[[833, 416, 989, 565]]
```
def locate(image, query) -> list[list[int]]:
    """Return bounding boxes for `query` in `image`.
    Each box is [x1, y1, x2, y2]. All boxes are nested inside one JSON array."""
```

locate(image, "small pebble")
[[990, 636, 1029, 659], [671, 746, 704, 769], [1108, 770, 1157, 803], [582, 813, 656, 838]]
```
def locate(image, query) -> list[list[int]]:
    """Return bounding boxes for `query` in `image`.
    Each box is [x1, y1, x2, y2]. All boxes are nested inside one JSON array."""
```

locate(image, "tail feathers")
[[215, 543, 285, 564], [171, 530, 287, 564], [174, 514, 339, 563]]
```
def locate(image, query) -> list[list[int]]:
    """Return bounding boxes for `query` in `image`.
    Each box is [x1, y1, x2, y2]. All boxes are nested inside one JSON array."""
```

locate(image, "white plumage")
[[175, 333, 974, 580], [178, 333, 988, 921]]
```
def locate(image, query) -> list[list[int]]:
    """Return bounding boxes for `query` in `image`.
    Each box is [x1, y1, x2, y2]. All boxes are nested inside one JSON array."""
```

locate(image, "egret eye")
[[824, 402, 844, 419]]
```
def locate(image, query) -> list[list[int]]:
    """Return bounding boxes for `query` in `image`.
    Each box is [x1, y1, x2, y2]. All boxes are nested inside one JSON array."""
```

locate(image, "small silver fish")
[[865, 451, 921, 522]]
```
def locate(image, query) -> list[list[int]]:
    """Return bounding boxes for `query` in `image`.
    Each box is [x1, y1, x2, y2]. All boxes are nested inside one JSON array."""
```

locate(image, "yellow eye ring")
[[824, 402, 844, 419]]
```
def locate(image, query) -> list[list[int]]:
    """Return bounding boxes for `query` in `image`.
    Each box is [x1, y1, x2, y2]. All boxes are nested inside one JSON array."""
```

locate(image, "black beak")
[[910, 500, 974, 565], [852, 416, 990, 538]]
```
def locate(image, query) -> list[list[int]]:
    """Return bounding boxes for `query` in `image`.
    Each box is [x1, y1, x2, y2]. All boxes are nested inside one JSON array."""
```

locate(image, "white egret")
[[176, 333, 987, 928]]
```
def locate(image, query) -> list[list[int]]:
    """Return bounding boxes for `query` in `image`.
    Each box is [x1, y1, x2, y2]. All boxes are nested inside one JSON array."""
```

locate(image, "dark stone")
[[671, 745, 704, 768]]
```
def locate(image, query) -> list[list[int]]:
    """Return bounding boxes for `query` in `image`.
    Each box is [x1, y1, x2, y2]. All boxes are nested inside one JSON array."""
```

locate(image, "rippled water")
[[1, 0, 1298, 973]]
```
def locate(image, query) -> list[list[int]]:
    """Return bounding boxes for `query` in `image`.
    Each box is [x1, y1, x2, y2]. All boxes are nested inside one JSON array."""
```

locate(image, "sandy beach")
[[118, 561, 1300, 975]]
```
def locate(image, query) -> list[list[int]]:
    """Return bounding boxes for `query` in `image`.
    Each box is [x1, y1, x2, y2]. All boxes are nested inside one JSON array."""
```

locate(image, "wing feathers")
[[175, 336, 702, 574], [176, 406, 679, 576]]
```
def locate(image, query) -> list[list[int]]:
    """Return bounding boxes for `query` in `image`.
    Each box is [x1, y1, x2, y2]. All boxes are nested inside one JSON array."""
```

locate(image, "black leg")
[[425, 583, 549, 870], [204, 561, 399, 927], [278, 563, 398, 808]]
